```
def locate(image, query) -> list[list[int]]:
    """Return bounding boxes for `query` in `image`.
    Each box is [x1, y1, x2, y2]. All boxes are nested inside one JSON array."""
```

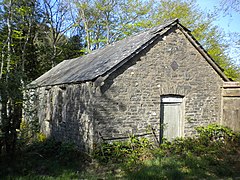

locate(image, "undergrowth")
[[0, 124, 240, 179], [128, 124, 240, 179], [93, 135, 153, 165], [0, 139, 91, 179]]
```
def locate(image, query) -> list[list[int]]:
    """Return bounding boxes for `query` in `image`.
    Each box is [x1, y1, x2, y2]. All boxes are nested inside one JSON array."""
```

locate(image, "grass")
[[0, 139, 91, 179], [127, 152, 240, 179], [126, 126, 240, 179], [1, 125, 240, 179]]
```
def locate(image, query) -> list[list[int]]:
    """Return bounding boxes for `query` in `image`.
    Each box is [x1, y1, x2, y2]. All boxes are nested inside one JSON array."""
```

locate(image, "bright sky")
[[196, 0, 240, 33], [196, 0, 240, 65]]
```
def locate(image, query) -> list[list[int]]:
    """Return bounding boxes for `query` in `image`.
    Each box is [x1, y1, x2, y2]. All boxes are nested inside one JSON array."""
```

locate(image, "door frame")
[[160, 94, 185, 143]]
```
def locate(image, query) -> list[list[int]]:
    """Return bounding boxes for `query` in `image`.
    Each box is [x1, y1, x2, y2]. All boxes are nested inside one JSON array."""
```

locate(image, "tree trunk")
[[6, 0, 12, 79]]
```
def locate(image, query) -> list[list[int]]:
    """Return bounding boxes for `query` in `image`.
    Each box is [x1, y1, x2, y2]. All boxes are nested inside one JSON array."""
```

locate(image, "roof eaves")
[[29, 19, 181, 88], [97, 19, 179, 81]]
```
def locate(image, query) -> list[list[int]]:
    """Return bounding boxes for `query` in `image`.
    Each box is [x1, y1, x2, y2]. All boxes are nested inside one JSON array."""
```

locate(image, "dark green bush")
[[0, 138, 90, 178], [196, 124, 238, 143], [93, 135, 153, 165], [131, 124, 240, 179]]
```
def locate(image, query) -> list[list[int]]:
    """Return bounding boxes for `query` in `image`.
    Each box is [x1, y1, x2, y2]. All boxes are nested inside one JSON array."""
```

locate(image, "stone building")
[[27, 19, 240, 151]]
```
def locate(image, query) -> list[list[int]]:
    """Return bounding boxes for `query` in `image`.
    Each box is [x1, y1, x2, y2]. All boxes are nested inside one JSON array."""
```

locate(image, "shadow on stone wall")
[[42, 84, 93, 152], [37, 28, 179, 150], [92, 35, 164, 145]]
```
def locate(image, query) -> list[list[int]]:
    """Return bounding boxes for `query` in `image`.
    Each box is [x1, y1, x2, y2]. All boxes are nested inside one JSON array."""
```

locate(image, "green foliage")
[[196, 124, 237, 143], [25, 139, 83, 163], [129, 124, 240, 179], [61, 35, 84, 59], [0, 138, 90, 178], [93, 135, 153, 165], [0, 0, 239, 167], [94, 125, 240, 179], [74, 0, 154, 51], [16, 121, 32, 148], [158, 124, 240, 157], [1, 124, 240, 179], [148, 0, 240, 80], [16, 120, 46, 151], [0, 0, 84, 155]]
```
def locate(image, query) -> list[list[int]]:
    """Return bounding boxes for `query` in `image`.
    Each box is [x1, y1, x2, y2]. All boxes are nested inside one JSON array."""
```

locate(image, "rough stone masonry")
[[26, 19, 234, 151]]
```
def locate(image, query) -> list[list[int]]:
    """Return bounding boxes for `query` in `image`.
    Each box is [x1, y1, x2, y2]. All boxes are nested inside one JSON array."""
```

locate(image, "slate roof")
[[30, 19, 229, 88]]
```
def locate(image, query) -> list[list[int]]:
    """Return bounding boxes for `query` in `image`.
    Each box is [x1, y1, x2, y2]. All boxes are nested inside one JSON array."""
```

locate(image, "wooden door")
[[160, 96, 183, 141]]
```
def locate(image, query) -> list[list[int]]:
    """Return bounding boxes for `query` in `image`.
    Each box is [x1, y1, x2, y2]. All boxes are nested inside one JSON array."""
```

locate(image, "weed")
[[127, 124, 240, 179], [93, 135, 153, 166], [1, 124, 240, 179]]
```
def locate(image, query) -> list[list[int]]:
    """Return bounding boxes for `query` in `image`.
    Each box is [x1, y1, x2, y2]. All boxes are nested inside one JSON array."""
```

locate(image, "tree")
[[72, 0, 153, 52], [149, 0, 240, 80], [220, 0, 240, 14], [72, 0, 118, 52], [0, 0, 239, 155], [0, 0, 42, 154], [41, 0, 74, 67], [218, 0, 240, 80], [61, 35, 84, 59], [70, 0, 239, 80], [0, 0, 82, 154]]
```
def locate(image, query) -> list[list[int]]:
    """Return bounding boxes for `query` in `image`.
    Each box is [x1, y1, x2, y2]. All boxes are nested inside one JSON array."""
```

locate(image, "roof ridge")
[[67, 19, 179, 62], [29, 18, 228, 88]]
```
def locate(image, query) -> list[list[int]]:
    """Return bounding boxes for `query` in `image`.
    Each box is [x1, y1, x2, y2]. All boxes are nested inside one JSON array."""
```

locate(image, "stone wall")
[[26, 83, 95, 151], [222, 82, 240, 131], [93, 27, 224, 143], [27, 27, 225, 149]]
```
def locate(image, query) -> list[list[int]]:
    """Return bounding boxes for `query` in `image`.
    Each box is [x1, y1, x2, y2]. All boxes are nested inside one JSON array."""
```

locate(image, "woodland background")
[[0, 0, 239, 155]]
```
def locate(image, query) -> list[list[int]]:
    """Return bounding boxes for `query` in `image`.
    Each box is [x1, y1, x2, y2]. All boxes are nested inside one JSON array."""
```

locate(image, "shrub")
[[93, 135, 153, 165], [128, 124, 240, 179], [196, 124, 238, 144]]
